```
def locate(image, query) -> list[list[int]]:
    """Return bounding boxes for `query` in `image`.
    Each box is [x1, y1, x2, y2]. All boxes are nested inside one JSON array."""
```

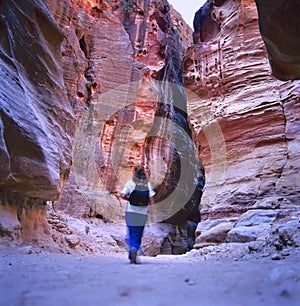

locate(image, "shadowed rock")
[[255, 0, 300, 80]]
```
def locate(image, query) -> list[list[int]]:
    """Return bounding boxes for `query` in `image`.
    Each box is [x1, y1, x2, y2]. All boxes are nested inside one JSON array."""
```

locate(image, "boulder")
[[196, 221, 233, 245], [266, 217, 300, 250], [227, 224, 271, 243], [65, 235, 81, 249]]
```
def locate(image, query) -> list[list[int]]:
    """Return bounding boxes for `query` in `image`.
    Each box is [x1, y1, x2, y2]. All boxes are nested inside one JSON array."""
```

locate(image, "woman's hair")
[[133, 165, 147, 181]]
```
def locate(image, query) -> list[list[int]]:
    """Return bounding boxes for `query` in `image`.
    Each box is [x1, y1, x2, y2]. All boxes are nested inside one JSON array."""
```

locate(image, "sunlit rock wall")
[[46, 0, 202, 225], [183, 0, 300, 223], [0, 0, 75, 245]]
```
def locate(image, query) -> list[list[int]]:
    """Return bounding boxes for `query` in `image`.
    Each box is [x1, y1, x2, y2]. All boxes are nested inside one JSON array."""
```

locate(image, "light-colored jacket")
[[121, 180, 155, 215]]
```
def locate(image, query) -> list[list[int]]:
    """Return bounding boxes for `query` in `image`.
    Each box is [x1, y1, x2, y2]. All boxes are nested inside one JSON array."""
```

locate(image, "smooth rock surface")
[[0, 0, 75, 199], [255, 0, 300, 80]]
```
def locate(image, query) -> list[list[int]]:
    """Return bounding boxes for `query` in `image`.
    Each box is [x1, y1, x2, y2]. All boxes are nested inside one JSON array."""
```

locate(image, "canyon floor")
[[1, 245, 300, 306]]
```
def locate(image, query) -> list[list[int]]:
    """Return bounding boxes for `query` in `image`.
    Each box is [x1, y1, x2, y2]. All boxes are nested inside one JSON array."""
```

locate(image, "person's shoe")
[[129, 247, 137, 264]]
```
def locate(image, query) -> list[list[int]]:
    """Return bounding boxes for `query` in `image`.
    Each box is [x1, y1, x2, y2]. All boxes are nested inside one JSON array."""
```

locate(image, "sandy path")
[[1, 252, 299, 306]]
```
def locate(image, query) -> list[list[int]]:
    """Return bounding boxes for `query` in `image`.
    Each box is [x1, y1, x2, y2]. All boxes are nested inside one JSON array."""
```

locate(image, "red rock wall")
[[0, 0, 75, 199], [0, 0, 75, 245], [183, 0, 300, 220], [45, 0, 202, 224], [1, 0, 299, 251]]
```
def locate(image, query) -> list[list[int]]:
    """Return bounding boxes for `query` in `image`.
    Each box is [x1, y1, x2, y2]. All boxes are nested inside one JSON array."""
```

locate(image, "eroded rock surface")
[[1, 0, 299, 258], [184, 0, 300, 248], [0, 0, 200, 250], [47, 0, 202, 226], [0, 0, 74, 198], [184, 0, 300, 217], [0, 0, 75, 244]]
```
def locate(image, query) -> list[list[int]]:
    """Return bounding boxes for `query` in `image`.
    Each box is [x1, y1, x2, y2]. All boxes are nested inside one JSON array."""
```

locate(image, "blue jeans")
[[125, 212, 147, 250]]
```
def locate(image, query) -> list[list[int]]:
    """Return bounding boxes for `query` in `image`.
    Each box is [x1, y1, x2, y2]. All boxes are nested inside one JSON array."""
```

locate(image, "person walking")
[[119, 165, 155, 264]]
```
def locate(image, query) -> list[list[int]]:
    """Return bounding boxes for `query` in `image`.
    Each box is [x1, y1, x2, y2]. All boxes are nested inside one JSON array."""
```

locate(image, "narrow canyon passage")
[[1, 251, 299, 306], [1, 2, 299, 306]]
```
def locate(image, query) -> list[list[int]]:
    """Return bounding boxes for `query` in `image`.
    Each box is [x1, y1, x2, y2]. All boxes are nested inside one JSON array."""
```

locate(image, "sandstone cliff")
[[1, 0, 299, 256], [183, 0, 300, 247], [0, 0, 75, 245], [46, 0, 202, 226], [0, 0, 202, 250]]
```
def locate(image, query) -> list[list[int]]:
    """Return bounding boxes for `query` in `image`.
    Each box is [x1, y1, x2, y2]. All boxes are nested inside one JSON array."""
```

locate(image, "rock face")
[[47, 0, 202, 226], [183, 0, 300, 245], [1, 0, 299, 257], [0, 0, 74, 198], [0, 0, 75, 245], [0, 0, 201, 250]]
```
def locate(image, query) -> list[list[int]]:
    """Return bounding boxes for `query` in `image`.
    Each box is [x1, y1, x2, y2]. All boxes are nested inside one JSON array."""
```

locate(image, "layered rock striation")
[[1, 0, 299, 255], [1, 0, 202, 248], [0, 0, 75, 245], [0, 0, 201, 246], [47, 0, 202, 226], [183, 0, 300, 247]]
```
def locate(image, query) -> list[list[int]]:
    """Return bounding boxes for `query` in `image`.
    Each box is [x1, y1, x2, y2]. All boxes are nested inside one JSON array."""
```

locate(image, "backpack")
[[128, 181, 150, 207]]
